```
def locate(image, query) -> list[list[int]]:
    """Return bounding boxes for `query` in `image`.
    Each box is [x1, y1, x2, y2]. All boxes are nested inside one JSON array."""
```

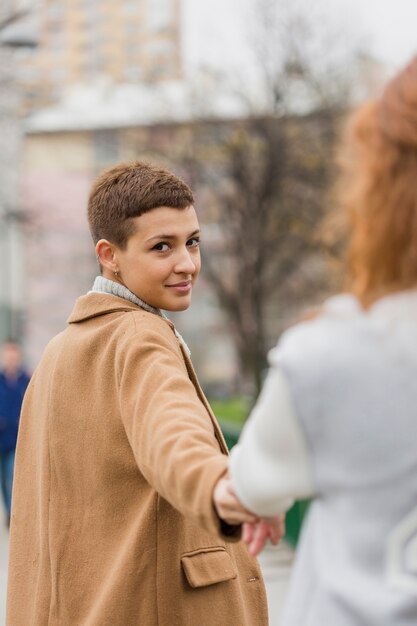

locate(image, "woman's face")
[[103, 205, 201, 312]]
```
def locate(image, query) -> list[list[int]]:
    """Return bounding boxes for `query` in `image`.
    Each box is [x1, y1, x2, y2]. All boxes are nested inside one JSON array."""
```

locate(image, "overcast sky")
[[343, 0, 417, 65], [183, 0, 417, 75]]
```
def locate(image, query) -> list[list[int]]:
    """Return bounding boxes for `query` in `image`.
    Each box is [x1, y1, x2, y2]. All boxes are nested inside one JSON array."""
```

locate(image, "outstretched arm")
[[118, 316, 240, 539]]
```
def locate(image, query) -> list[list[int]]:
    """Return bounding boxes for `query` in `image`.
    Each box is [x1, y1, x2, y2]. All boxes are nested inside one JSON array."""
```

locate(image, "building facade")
[[19, 0, 182, 113]]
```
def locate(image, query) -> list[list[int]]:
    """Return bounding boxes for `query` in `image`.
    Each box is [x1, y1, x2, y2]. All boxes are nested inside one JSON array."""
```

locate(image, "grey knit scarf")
[[90, 276, 190, 356]]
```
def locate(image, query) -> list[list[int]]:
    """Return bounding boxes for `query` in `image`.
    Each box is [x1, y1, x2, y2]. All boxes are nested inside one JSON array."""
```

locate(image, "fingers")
[[242, 522, 254, 545], [265, 514, 286, 545], [213, 476, 258, 525], [243, 515, 286, 557], [247, 522, 269, 557]]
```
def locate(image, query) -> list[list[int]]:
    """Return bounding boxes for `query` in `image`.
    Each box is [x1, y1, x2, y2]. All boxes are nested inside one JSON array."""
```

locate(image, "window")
[[124, 20, 141, 36], [50, 66, 66, 82], [147, 0, 172, 32], [122, 1, 139, 16], [147, 38, 174, 57], [124, 66, 143, 82], [48, 32, 64, 53], [47, 2, 64, 19]]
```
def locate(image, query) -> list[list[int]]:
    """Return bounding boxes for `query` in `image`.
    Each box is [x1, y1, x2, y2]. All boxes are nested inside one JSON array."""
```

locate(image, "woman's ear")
[[95, 239, 119, 274]]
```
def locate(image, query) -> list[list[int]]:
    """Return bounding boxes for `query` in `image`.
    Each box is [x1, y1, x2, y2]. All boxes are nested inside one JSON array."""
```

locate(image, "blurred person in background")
[[0, 341, 29, 528], [214, 55, 417, 625], [6, 161, 283, 626]]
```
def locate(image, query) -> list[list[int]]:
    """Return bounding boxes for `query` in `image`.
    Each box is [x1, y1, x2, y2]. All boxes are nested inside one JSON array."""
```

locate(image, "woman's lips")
[[166, 281, 192, 294]]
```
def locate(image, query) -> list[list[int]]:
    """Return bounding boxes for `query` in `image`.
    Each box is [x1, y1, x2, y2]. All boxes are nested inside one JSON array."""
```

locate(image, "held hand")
[[213, 474, 259, 526], [242, 515, 286, 557]]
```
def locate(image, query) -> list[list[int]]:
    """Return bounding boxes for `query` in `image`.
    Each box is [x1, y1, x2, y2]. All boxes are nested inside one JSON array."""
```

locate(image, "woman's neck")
[[91, 276, 163, 317]]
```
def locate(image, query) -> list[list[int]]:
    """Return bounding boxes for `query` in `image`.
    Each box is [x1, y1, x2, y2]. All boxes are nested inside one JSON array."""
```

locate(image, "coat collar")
[[67, 292, 175, 329]]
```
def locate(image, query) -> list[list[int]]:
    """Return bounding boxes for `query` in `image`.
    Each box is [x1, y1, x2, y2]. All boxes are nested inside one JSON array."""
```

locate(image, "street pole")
[[0, 8, 37, 342]]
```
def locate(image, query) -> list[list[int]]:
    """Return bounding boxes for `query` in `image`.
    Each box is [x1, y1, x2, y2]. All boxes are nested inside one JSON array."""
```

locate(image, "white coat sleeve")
[[229, 364, 316, 517]]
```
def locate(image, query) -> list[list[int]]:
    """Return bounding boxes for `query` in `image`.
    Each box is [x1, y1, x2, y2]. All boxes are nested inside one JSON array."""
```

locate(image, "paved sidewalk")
[[258, 541, 294, 625]]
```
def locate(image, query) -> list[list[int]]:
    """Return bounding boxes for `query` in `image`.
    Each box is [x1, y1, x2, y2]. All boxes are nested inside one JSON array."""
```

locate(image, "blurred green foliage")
[[209, 396, 249, 425]]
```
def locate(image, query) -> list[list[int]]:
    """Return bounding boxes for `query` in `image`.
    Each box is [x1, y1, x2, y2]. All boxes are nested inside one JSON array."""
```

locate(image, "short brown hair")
[[334, 55, 417, 307], [87, 161, 194, 248]]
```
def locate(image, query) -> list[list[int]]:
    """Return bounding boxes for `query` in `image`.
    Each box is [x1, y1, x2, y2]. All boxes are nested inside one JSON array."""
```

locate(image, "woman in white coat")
[[214, 55, 417, 625]]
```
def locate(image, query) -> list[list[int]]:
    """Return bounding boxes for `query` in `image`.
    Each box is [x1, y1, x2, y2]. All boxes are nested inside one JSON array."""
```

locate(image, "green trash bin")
[[219, 419, 309, 546]]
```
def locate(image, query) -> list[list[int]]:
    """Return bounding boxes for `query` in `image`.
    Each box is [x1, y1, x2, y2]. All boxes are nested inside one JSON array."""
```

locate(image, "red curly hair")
[[337, 56, 417, 307]]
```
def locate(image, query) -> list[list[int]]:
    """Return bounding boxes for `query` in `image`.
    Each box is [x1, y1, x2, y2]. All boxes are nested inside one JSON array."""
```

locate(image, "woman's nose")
[[174, 248, 196, 274]]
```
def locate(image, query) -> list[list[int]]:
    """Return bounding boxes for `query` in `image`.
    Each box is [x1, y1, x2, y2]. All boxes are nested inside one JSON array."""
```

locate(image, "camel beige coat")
[[7, 293, 268, 626]]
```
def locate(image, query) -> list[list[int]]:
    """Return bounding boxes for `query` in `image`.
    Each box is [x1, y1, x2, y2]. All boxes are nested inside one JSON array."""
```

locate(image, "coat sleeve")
[[116, 314, 237, 539], [229, 351, 316, 517]]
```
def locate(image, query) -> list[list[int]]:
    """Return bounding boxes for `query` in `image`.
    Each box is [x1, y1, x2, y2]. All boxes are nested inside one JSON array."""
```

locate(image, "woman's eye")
[[152, 242, 170, 252], [187, 237, 200, 248]]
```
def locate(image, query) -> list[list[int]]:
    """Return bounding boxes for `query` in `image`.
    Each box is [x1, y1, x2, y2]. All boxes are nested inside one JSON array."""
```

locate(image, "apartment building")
[[20, 0, 182, 112]]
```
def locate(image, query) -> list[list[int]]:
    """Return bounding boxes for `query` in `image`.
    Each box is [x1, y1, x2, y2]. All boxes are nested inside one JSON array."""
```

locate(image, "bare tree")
[[190, 112, 334, 397], [186, 0, 365, 398], [232, 0, 365, 116]]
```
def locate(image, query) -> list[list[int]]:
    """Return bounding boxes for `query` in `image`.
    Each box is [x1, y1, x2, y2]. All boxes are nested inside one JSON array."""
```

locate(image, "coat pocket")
[[181, 547, 237, 588]]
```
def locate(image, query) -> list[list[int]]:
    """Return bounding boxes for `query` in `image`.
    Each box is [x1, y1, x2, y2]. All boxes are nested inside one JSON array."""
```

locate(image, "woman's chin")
[[163, 297, 192, 312]]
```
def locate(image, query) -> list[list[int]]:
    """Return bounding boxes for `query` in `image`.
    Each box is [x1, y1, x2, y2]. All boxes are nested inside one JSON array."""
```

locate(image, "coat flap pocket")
[[181, 547, 237, 588]]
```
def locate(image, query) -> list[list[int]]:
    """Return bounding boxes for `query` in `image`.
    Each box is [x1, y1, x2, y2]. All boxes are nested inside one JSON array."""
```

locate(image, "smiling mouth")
[[165, 279, 191, 287], [166, 281, 192, 292]]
